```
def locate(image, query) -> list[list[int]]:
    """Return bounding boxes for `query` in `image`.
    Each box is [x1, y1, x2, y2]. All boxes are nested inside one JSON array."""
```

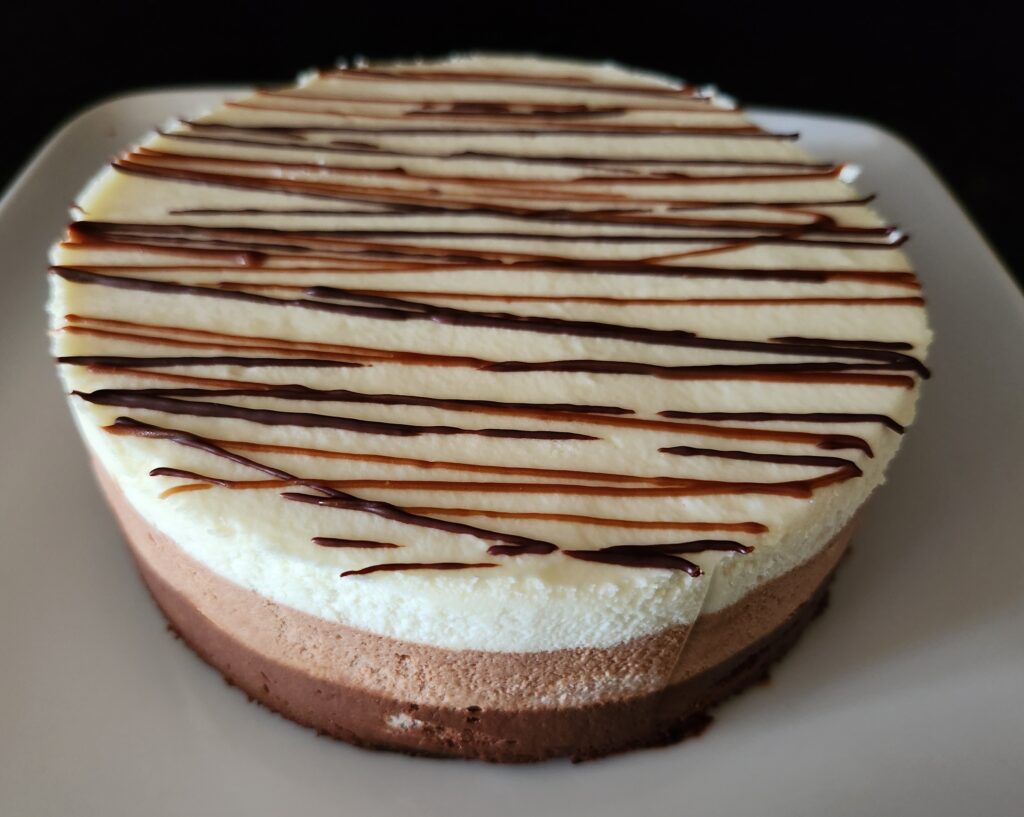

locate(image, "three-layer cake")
[[49, 55, 931, 761]]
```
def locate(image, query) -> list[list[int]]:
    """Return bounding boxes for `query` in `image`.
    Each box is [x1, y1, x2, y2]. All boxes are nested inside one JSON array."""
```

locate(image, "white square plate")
[[1, 89, 1022, 817]]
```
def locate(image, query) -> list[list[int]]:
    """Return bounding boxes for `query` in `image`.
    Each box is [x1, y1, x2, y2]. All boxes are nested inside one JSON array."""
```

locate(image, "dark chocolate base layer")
[[133, 541, 839, 763]]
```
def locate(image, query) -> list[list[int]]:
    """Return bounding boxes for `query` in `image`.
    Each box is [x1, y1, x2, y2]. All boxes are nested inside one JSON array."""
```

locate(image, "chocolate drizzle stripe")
[[659, 445, 861, 473], [658, 410, 905, 434], [226, 100, 763, 135], [52, 267, 928, 376], [76, 390, 597, 441], [186, 120, 791, 138], [58, 260, 923, 289], [71, 217, 905, 251], [96, 384, 632, 417], [110, 156, 873, 215], [565, 539, 753, 576], [340, 562, 498, 578], [281, 493, 558, 556], [313, 537, 399, 549], [565, 549, 702, 575], [261, 90, 717, 113], [212, 289, 926, 307], [134, 147, 853, 190], [482, 360, 916, 389], [61, 313, 486, 365], [162, 130, 826, 167], [59, 355, 362, 369], [151, 472, 858, 499], [60, 325, 906, 393], [400, 508, 768, 533], [59, 319, 912, 396], [89, 380, 873, 453]]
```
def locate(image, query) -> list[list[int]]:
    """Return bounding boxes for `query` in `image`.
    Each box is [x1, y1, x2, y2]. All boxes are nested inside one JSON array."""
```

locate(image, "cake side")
[[49, 54, 931, 656], [99, 459, 854, 760]]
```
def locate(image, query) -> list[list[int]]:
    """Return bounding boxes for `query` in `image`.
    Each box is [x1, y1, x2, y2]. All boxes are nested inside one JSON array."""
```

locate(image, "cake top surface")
[[50, 54, 931, 651]]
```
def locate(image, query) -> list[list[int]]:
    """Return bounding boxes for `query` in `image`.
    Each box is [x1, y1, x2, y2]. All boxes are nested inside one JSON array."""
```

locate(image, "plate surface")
[[1, 89, 1022, 817]]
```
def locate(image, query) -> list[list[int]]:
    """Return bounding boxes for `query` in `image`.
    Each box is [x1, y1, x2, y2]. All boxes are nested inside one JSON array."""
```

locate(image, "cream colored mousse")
[[49, 56, 929, 686]]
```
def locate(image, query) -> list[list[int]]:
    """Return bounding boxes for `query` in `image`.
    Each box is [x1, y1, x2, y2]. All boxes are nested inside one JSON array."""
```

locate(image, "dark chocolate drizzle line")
[[223, 104, 767, 136], [771, 336, 914, 351], [85, 372, 871, 455], [659, 445, 861, 474], [282, 492, 558, 556], [313, 537, 399, 549], [76, 390, 596, 441], [59, 255, 921, 289], [339, 562, 498, 578], [658, 410, 905, 434], [150, 466, 230, 485], [483, 359, 916, 388], [565, 540, 753, 576], [305, 286, 928, 374], [267, 89, 714, 111], [76, 384, 633, 417], [70, 219, 904, 251], [51, 267, 928, 375]]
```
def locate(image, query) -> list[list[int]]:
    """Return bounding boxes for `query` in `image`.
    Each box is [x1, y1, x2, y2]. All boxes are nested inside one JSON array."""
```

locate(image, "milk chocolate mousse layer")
[[50, 55, 931, 760]]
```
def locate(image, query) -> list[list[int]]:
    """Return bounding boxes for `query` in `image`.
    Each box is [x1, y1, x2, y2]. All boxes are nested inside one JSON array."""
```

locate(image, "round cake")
[[48, 55, 931, 762]]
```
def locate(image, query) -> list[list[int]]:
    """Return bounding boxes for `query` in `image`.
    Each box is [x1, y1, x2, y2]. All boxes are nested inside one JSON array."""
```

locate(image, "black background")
[[2, 1, 1019, 283]]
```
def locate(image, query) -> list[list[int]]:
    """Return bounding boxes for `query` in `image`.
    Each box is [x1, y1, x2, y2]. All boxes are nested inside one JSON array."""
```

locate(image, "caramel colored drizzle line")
[[150, 468, 860, 500]]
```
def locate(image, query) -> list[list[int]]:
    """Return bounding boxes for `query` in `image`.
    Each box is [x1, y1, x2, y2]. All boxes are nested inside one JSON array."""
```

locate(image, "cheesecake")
[[48, 54, 931, 761]]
